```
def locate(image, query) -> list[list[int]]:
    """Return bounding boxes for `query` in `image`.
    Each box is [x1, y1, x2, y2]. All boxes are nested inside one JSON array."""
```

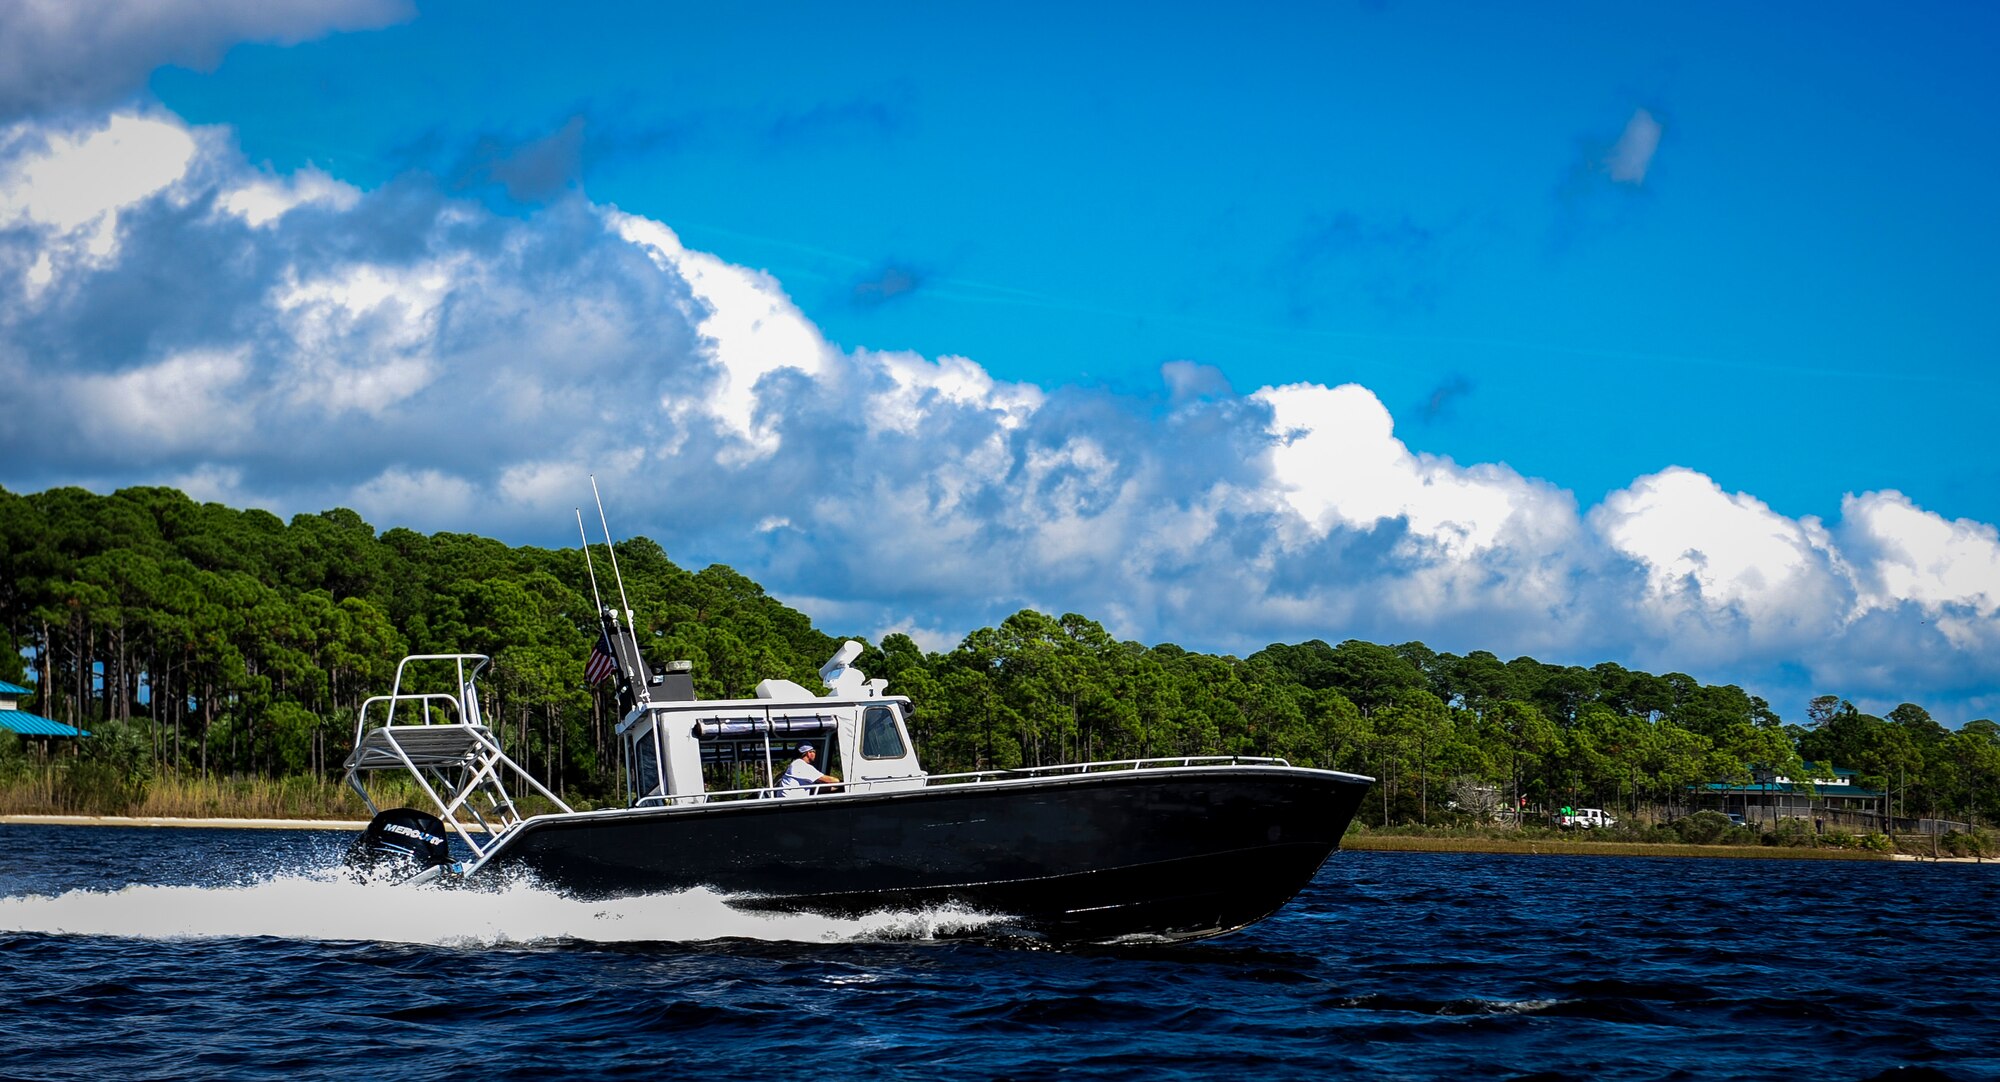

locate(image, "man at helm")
[[777, 743, 839, 797]]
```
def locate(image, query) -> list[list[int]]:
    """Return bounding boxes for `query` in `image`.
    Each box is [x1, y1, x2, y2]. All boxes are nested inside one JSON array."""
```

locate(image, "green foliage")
[[1670, 810, 1752, 846], [0, 483, 840, 798], [1765, 817, 1815, 848], [51, 716, 157, 813], [0, 731, 26, 781], [1940, 829, 1996, 859], [1, 481, 1994, 831]]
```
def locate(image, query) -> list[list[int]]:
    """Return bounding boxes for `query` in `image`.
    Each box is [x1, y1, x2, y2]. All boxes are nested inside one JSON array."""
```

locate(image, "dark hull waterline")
[[473, 766, 1370, 943]]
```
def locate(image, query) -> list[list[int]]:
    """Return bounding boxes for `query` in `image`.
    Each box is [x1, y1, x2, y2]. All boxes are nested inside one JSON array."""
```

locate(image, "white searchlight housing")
[[817, 640, 884, 697]]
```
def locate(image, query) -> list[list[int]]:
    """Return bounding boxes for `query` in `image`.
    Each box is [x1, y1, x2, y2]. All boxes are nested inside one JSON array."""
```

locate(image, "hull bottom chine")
[[725, 839, 1339, 943]]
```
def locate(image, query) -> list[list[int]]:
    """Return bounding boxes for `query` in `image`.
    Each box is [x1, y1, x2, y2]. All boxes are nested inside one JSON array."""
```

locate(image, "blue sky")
[[149, 1, 2000, 522], [2, 1, 1997, 723]]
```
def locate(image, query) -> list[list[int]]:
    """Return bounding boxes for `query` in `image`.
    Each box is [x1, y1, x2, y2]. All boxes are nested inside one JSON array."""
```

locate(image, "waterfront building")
[[0, 679, 90, 739]]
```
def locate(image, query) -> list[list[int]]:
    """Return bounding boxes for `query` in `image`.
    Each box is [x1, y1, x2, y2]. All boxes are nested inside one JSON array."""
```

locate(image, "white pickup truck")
[[1558, 807, 1617, 828]]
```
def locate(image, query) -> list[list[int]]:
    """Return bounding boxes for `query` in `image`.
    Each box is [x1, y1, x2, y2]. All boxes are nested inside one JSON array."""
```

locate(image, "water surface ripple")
[[1, 826, 1993, 1080]]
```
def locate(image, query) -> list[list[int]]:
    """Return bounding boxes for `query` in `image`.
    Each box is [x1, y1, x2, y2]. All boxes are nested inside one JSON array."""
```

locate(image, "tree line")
[[2, 484, 1995, 825]]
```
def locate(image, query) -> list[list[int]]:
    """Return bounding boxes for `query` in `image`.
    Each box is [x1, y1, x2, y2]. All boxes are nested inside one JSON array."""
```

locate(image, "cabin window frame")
[[689, 711, 842, 798], [860, 704, 910, 760], [633, 723, 662, 802]]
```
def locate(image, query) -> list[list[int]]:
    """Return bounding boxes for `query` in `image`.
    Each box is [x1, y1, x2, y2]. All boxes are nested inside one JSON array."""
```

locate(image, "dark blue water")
[[2, 827, 1994, 1081]]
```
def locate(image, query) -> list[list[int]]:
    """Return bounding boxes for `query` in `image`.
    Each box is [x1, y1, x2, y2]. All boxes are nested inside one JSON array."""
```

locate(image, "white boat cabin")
[[614, 638, 927, 806]]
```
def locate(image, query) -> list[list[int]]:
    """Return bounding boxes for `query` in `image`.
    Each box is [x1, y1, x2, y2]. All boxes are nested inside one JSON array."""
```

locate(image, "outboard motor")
[[346, 808, 455, 883]]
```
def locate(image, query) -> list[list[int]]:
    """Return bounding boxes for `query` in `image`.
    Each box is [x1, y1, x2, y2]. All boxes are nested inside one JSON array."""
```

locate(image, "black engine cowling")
[[345, 808, 454, 882]]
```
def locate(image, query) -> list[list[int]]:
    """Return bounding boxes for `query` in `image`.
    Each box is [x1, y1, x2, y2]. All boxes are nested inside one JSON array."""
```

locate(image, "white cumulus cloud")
[[65, 346, 251, 456], [611, 211, 832, 459], [1594, 467, 1850, 649], [1840, 491, 2000, 654], [0, 113, 203, 295], [0, 0, 410, 121], [1, 104, 1997, 723]]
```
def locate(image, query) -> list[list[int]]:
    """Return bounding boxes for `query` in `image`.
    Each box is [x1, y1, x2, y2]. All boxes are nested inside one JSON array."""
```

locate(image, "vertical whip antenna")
[[590, 474, 635, 621], [575, 508, 606, 614]]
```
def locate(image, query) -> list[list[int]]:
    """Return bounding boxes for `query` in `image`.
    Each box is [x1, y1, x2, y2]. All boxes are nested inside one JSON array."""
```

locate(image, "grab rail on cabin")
[[631, 781, 846, 807], [926, 755, 1293, 785], [626, 754, 1299, 808]]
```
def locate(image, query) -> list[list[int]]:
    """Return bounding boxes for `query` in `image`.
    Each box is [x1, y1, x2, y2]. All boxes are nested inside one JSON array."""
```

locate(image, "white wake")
[[0, 873, 1002, 947]]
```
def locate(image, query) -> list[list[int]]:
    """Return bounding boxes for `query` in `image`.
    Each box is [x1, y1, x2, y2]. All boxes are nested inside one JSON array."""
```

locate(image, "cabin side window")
[[696, 723, 772, 798], [690, 714, 841, 799], [861, 705, 908, 759], [634, 726, 661, 800]]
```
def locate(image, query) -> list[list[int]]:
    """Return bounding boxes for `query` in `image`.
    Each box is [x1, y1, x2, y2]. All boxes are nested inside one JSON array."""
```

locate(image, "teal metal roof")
[[1701, 781, 1885, 799], [0, 679, 31, 696], [0, 710, 89, 737]]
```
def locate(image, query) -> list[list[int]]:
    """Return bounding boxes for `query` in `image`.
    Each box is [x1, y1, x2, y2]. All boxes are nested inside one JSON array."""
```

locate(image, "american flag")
[[585, 628, 618, 685]]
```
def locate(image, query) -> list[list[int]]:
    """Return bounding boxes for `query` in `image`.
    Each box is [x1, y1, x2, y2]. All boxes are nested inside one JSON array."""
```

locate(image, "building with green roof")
[[1698, 764, 1886, 828]]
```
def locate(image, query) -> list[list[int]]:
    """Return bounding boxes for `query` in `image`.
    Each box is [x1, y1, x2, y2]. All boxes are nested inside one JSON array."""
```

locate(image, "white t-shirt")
[[777, 757, 823, 797]]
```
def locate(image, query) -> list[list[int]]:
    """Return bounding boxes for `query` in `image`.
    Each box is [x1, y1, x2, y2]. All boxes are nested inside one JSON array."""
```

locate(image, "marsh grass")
[[0, 750, 1978, 860], [136, 774, 366, 819], [0, 766, 587, 821], [1341, 831, 1892, 860], [0, 767, 363, 819]]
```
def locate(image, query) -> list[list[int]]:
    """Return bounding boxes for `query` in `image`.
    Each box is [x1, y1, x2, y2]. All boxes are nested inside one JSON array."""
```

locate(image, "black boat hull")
[[474, 766, 1370, 943]]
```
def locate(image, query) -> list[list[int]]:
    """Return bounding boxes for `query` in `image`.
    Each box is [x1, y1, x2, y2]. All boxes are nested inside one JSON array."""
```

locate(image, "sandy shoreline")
[[0, 814, 371, 831]]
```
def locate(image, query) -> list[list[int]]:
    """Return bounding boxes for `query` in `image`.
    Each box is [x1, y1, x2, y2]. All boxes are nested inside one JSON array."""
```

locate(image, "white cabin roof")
[[616, 693, 911, 734]]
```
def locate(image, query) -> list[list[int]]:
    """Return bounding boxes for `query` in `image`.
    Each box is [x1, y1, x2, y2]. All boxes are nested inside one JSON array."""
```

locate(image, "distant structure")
[[1699, 764, 1886, 829], [0, 679, 90, 739]]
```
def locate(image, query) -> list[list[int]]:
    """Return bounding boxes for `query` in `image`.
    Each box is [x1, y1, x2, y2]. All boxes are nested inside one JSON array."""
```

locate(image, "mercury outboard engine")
[[345, 807, 455, 883]]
